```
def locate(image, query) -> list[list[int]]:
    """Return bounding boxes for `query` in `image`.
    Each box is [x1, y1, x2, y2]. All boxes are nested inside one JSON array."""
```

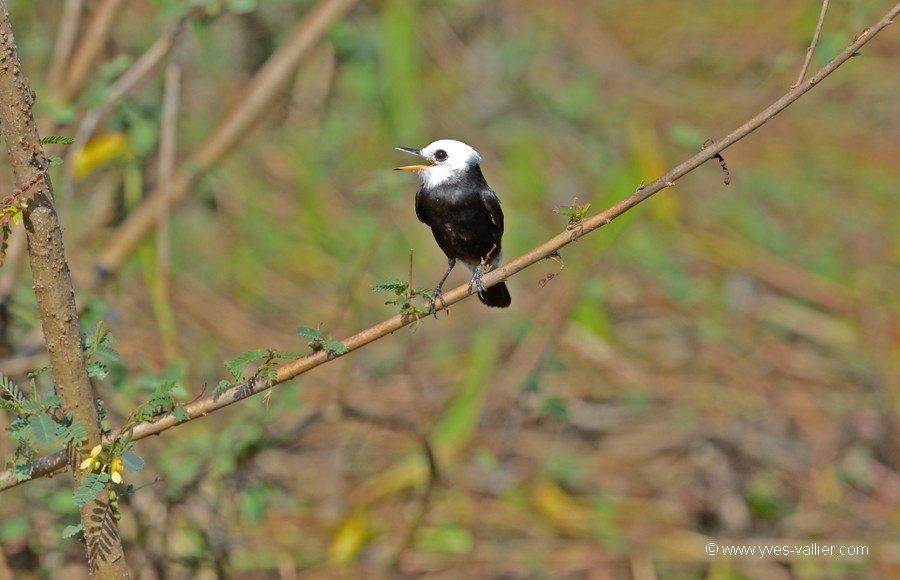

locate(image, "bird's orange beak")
[[394, 146, 434, 171]]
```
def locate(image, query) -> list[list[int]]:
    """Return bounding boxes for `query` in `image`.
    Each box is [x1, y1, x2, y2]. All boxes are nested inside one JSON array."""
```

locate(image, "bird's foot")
[[428, 287, 448, 318], [467, 264, 488, 297]]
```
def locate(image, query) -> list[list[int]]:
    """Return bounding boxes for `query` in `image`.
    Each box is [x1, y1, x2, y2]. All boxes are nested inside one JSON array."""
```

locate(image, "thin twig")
[[59, 11, 195, 209], [386, 436, 439, 574], [2, 2, 899, 492], [47, 0, 83, 96], [57, 0, 128, 102], [94, 0, 359, 276], [793, 0, 830, 88], [151, 31, 185, 362], [407, 248, 415, 299]]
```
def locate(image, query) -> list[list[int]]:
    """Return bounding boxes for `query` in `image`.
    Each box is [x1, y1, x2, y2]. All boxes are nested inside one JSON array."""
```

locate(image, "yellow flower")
[[79, 445, 103, 472], [110, 456, 125, 484]]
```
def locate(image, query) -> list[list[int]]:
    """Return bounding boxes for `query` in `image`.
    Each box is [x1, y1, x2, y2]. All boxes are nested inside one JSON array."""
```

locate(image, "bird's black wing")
[[480, 187, 504, 233], [414, 185, 429, 225]]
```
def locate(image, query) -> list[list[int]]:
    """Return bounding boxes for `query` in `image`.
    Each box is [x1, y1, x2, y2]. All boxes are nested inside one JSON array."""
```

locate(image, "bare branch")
[[793, 0, 831, 88], [57, 0, 128, 102], [47, 0, 83, 95]]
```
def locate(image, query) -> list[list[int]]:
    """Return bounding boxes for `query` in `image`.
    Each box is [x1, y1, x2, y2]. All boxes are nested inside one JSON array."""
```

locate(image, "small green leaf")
[[325, 340, 348, 355], [94, 344, 121, 362], [131, 380, 180, 422], [295, 326, 323, 341], [70, 422, 88, 446], [39, 135, 74, 145], [6, 416, 30, 437], [46, 155, 64, 166], [371, 278, 408, 293], [62, 524, 83, 539], [28, 413, 58, 444], [214, 379, 232, 394], [542, 397, 570, 420], [554, 200, 591, 227], [260, 366, 278, 381], [172, 406, 191, 423], [73, 472, 109, 506], [44, 394, 63, 410], [13, 459, 33, 481], [0, 373, 26, 413], [86, 360, 109, 379], [225, 348, 268, 380], [57, 421, 88, 446]]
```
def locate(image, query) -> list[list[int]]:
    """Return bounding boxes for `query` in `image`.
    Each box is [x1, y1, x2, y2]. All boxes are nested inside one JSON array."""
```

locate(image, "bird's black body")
[[395, 139, 511, 312], [414, 165, 510, 308]]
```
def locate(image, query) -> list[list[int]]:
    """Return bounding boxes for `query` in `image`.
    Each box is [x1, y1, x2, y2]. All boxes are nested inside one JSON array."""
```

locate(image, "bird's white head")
[[395, 139, 482, 189]]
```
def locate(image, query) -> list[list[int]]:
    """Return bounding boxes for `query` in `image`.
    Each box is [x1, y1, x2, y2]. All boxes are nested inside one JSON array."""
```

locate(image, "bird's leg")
[[430, 258, 456, 316]]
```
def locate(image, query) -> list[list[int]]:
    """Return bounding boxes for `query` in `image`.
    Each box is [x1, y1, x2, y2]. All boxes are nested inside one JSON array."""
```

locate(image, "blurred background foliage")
[[1, 0, 899, 577]]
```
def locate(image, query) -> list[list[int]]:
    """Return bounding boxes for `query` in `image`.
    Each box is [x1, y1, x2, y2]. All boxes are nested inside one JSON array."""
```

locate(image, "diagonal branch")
[[2, 2, 898, 493]]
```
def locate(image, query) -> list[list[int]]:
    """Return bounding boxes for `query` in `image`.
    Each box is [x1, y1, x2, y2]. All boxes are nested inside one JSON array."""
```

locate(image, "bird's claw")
[[428, 287, 448, 318], [467, 264, 488, 296]]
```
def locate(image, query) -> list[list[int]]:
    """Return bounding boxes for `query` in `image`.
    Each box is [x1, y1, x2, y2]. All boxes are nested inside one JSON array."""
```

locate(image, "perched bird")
[[395, 139, 511, 313]]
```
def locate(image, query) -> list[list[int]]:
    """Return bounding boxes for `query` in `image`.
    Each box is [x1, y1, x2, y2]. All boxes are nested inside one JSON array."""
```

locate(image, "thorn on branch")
[[714, 153, 731, 185], [702, 140, 731, 185], [481, 243, 498, 266], [539, 252, 565, 287]]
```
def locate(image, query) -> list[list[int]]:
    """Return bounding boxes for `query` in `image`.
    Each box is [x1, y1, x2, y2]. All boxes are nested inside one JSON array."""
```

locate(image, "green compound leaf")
[[73, 472, 110, 506]]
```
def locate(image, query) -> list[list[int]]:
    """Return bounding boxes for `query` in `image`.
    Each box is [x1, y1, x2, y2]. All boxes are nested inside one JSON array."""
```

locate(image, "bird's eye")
[[434, 149, 448, 162]]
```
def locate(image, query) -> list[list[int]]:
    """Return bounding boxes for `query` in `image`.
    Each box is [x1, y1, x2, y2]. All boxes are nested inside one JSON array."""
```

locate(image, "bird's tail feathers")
[[479, 282, 511, 308]]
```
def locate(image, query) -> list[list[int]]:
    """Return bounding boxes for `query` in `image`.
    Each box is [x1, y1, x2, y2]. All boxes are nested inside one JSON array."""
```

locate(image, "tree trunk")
[[0, 3, 128, 577]]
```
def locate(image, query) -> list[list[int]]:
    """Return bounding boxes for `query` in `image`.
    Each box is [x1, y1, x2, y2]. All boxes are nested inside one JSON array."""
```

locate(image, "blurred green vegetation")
[[1, 0, 899, 577]]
